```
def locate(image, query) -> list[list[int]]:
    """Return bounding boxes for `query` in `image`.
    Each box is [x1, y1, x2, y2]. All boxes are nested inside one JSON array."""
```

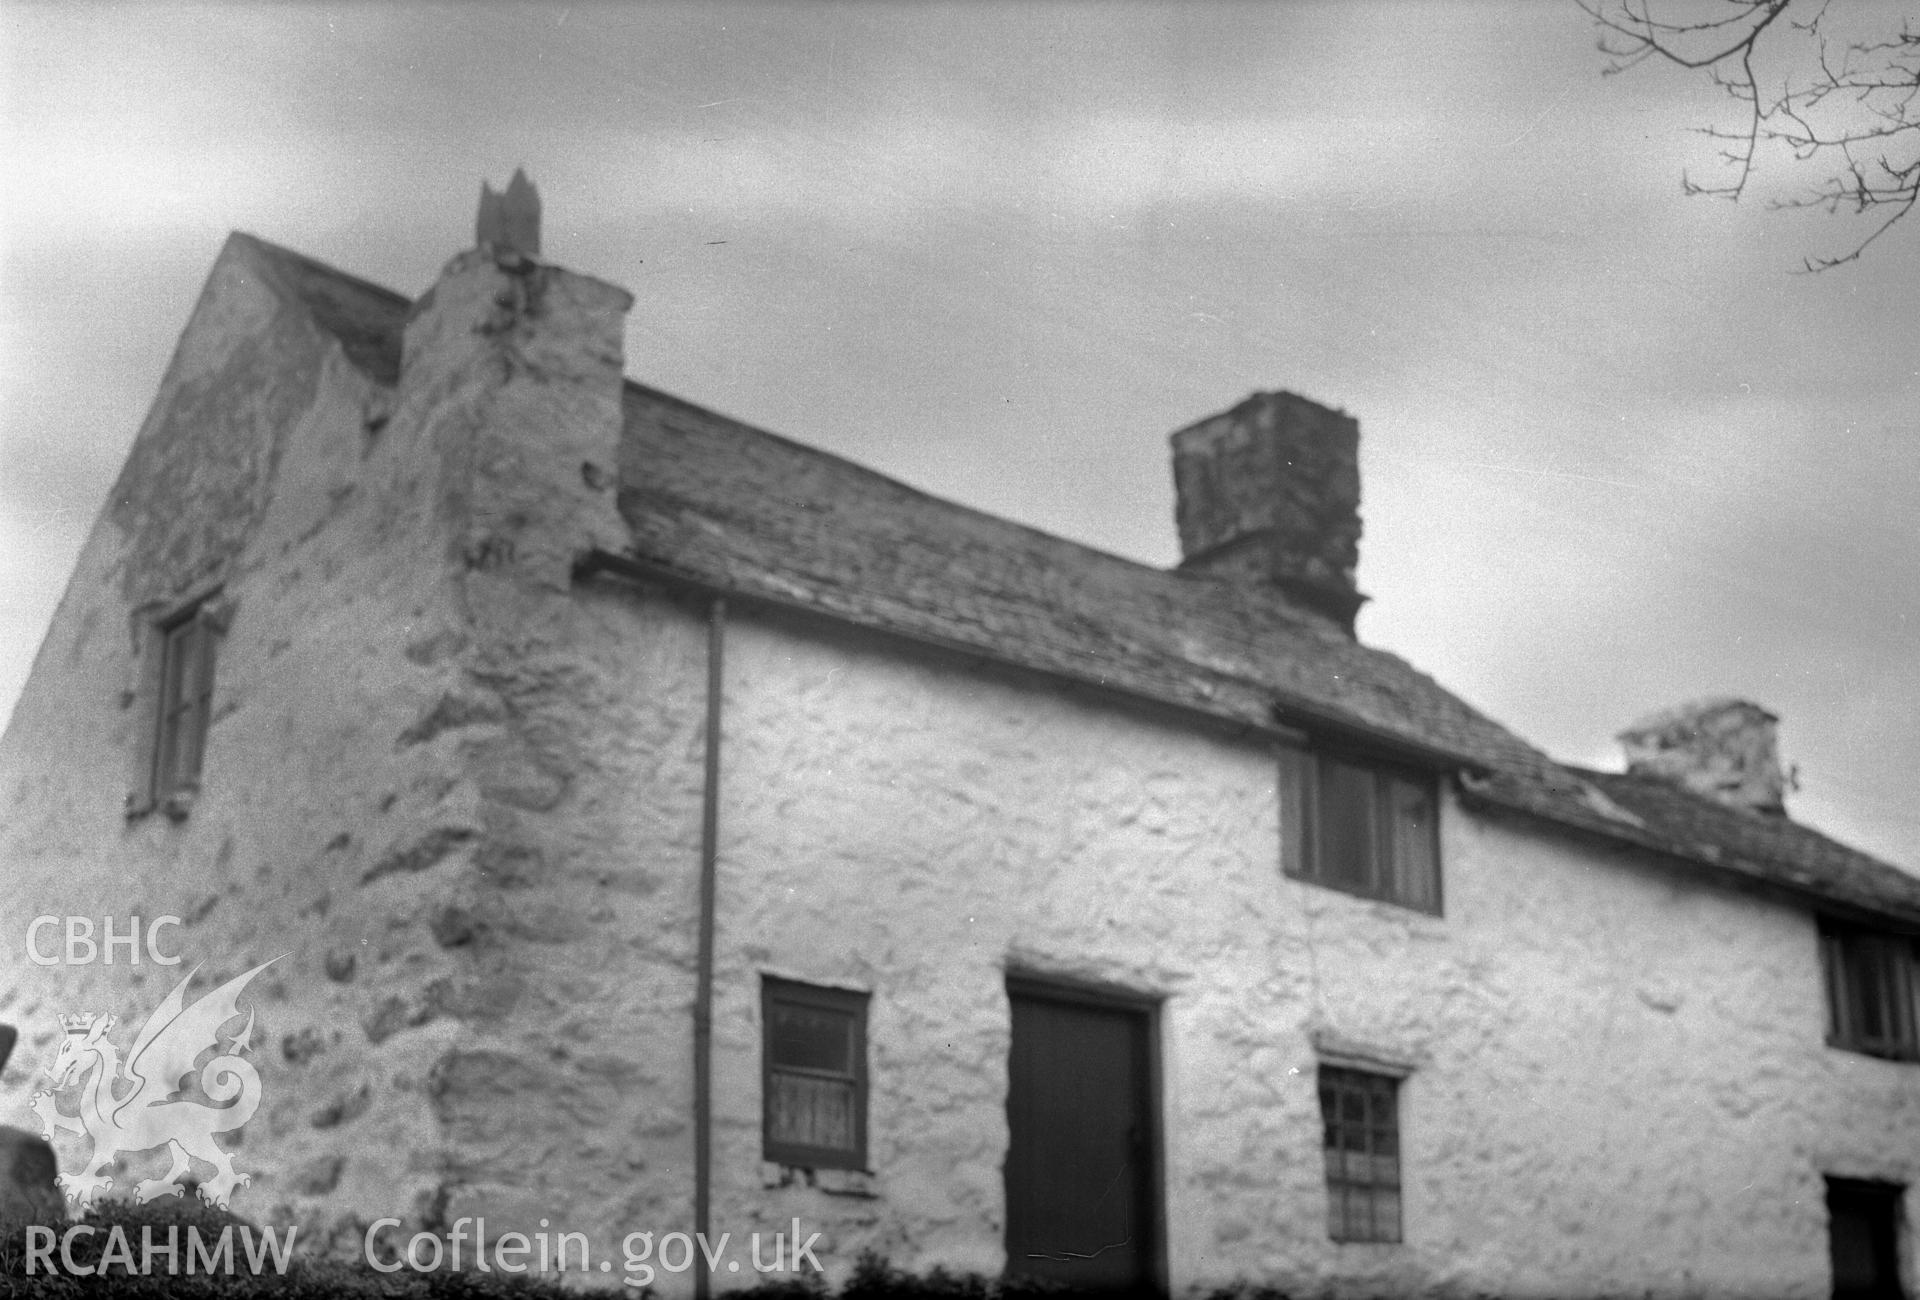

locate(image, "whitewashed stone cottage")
[[1, 182, 1916, 1299]]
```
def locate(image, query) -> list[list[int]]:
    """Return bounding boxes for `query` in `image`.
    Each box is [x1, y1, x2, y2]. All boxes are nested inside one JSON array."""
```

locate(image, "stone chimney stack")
[[1170, 390, 1366, 633], [1618, 698, 1790, 816], [397, 173, 632, 596]]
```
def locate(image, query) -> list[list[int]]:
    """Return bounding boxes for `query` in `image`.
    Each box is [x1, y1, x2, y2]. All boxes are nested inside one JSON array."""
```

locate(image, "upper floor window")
[[1820, 919, 1919, 1062], [128, 596, 223, 820], [1280, 747, 1440, 914], [762, 977, 868, 1170], [154, 606, 218, 798]]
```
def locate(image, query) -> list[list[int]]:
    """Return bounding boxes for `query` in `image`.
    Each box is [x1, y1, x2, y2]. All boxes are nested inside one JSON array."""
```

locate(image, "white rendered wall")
[[3, 237, 1911, 1296], [554, 596, 1915, 1298]]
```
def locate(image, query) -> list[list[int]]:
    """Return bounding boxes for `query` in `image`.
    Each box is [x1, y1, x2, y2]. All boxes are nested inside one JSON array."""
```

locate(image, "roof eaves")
[[577, 547, 1503, 772]]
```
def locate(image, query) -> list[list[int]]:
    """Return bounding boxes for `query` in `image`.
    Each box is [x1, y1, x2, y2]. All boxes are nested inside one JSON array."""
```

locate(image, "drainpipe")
[[693, 597, 725, 1300]]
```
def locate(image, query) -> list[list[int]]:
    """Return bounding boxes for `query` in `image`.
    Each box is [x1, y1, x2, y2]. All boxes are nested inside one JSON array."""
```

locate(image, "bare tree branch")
[[1580, 0, 1920, 269]]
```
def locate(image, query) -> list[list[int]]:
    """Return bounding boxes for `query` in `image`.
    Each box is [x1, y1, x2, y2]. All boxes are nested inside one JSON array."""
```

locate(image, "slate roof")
[[1575, 770, 1920, 925], [236, 232, 410, 385], [613, 385, 1554, 772], [255, 234, 1920, 931]]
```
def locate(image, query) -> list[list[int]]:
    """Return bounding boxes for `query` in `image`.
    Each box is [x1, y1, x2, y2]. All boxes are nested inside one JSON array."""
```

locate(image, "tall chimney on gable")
[[1170, 390, 1366, 633], [1618, 698, 1790, 816], [398, 172, 632, 596]]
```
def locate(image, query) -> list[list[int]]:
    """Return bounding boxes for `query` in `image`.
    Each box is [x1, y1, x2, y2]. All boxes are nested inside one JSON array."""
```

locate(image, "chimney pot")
[[1618, 697, 1789, 815], [1170, 390, 1366, 633], [476, 168, 541, 258]]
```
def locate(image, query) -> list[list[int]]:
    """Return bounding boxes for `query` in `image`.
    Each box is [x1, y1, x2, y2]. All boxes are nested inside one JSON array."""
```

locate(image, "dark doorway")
[[1828, 1177, 1906, 1300], [1005, 981, 1161, 1295]]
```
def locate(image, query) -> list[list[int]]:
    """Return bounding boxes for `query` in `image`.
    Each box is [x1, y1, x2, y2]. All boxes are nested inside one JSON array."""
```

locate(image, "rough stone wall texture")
[[387, 244, 704, 1252], [4, 230, 1914, 1300], [561, 602, 1908, 1299], [1170, 391, 1363, 627], [0, 233, 482, 1246], [0, 236, 657, 1257]]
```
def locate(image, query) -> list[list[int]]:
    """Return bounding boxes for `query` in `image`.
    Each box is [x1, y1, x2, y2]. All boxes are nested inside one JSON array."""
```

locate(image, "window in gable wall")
[[762, 977, 868, 1170], [1820, 920, 1919, 1062], [1280, 747, 1440, 914], [127, 596, 224, 820]]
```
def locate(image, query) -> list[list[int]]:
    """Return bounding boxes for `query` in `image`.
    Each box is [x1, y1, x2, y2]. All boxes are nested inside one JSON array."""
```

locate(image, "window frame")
[[760, 976, 870, 1171], [1317, 1064, 1404, 1245], [127, 594, 225, 821], [1819, 919, 1920, 1063], [153, 606, 217, 800], [1281, 745, 1443, 915]]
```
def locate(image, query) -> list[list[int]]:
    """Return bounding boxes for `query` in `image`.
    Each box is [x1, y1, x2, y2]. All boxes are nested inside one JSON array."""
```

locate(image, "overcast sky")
[[3, 2, 1915, 871]]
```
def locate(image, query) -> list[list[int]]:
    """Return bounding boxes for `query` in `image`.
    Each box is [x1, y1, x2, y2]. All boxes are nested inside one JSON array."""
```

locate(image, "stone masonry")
[[0, 195, 1915, 1299]]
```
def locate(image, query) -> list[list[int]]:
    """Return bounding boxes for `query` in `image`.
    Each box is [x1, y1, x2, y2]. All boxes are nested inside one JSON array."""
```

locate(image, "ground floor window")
[[761, 977, 867, 1170], [1318, 1065, 1402, 1243], [1828, 1177, 1905, 1300]]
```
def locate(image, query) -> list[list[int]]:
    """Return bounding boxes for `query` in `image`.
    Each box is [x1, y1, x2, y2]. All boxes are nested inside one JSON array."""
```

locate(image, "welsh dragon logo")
[[30, 960, 276, 1209]]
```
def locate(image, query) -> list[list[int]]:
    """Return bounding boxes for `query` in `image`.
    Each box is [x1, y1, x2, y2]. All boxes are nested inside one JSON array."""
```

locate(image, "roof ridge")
[[226, 231, 414, 309], [223, 232, 410, 385]]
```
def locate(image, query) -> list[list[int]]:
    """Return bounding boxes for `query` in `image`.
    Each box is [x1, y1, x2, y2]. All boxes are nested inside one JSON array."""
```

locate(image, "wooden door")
[[1828, 1178, 1904, 1300], [1005, 984, 1160, 1295]]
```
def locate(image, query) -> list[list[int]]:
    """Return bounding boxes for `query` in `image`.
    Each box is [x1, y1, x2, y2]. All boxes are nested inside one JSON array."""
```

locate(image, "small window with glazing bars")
[[1318, 1065, 1402, 1243], [762, 977, 868, 1170]]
